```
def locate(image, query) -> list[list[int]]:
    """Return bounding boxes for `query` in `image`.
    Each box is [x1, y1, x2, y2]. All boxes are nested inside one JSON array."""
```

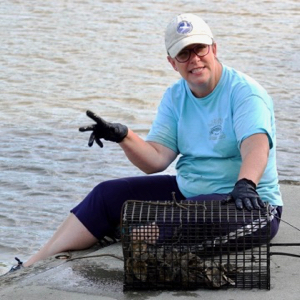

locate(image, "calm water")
[[0, 0, 299, 269]]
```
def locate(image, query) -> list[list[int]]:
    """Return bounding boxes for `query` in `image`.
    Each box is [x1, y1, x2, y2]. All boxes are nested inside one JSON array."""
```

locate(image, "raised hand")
[[79, 110, 128, 148]]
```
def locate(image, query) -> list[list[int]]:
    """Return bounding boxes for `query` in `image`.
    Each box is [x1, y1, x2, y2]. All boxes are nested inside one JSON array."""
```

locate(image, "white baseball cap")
[[165, 13, 214, 58]]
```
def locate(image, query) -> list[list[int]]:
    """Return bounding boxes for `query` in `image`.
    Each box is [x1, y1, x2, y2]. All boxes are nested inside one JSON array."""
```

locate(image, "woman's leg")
[[24, 213, 97, 267], [24, 175, 181, 267], [155, 194, 282, 248], [70, 175, 183, 240]]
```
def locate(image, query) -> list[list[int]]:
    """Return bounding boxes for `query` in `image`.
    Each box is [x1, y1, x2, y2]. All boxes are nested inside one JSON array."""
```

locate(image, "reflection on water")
[[0, 0, 299, 267]]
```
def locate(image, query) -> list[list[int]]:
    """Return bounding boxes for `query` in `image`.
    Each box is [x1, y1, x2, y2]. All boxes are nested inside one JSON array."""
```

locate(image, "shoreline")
[[279, 179, 300, 186]]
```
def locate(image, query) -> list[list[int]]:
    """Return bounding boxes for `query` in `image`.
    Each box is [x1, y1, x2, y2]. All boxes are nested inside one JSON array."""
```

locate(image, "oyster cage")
[[121, 200, 271, 290]]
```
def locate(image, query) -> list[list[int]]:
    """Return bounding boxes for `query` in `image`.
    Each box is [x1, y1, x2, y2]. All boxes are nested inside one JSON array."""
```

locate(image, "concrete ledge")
[[1, 184, 299, 300]]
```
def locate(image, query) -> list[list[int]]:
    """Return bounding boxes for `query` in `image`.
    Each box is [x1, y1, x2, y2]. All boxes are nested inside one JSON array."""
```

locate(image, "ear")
[[212, 43, 217, 57], [167, 56, 178, 72]]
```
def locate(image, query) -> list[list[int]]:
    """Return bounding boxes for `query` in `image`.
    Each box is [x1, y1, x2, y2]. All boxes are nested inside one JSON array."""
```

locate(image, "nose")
[[189, 50, 201, 62]]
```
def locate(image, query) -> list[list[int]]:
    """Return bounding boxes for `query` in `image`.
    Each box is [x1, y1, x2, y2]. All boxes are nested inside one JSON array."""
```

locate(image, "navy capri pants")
[[71, 175, 282, 243]]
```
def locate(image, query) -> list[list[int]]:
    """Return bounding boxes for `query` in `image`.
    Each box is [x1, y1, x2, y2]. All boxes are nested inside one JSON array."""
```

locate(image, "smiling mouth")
[[190, 67, 205, 74]]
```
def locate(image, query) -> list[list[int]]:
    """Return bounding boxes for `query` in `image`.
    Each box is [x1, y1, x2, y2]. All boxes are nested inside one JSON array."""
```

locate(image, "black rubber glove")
[[222, 178, 265, 211], [79, 110, 128, 148]]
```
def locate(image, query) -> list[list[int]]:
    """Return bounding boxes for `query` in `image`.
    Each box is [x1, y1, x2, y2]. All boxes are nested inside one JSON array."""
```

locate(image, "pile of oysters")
[[125, 240, 242, 288]]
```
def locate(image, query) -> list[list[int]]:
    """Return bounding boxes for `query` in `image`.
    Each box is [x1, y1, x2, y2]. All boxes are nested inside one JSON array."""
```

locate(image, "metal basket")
[[121, 199, 271, 290]]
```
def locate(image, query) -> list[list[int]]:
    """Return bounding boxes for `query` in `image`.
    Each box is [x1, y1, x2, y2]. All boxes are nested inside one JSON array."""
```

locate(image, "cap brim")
[[168, 35, 213, 58]]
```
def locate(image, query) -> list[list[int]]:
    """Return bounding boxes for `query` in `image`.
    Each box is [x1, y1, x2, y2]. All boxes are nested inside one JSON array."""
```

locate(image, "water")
[[0, 0, 299, 269]]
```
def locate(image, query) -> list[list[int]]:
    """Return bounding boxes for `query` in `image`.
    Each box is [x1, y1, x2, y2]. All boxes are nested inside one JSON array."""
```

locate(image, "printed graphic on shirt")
[[209, 118, 226, 140]]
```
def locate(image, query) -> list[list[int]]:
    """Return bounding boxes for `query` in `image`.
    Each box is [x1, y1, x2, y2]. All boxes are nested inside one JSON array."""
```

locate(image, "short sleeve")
[[233, 95, 274, 149], [146, 88, 179, 153]]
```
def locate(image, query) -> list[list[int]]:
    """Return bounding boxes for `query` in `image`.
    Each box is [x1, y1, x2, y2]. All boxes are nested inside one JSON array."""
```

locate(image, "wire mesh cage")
[[121, 199, 271, 290]]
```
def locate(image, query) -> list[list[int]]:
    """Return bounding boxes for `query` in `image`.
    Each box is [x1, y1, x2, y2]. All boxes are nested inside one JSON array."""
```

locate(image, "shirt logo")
[[177, 21, 193, 34], [209, 119, 226, 140]]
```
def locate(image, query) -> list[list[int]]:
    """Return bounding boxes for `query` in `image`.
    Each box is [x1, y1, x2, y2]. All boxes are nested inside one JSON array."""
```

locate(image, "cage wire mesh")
[[121, 199, 271, 290]]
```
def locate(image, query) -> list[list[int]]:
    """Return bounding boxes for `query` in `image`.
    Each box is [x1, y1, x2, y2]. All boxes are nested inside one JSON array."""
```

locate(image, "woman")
[[10, 13, 282, 271]]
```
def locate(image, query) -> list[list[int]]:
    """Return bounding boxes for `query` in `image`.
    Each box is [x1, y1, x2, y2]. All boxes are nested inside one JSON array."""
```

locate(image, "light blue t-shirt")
[[146, 64, 282, 206]]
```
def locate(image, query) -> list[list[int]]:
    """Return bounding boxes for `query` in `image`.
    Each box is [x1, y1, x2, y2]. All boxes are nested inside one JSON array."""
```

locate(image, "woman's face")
[[168, 43, 221, 98]]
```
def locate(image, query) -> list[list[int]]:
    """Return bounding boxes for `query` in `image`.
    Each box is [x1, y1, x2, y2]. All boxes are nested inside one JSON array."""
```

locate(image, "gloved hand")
[[222, 178, 265, 210], [79, 110, 128, 148]]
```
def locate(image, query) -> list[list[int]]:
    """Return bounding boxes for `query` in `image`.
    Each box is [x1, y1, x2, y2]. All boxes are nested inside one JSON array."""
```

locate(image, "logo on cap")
[[177, 21, 193, 34]]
